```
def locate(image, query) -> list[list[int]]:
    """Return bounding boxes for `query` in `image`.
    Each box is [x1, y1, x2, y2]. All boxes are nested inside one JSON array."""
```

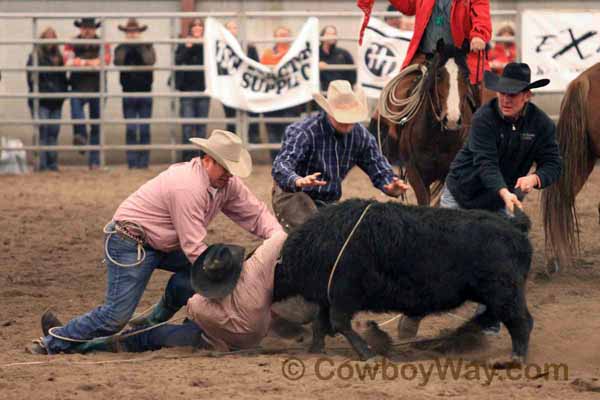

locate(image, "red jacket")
[[389, 0, 492, 84]]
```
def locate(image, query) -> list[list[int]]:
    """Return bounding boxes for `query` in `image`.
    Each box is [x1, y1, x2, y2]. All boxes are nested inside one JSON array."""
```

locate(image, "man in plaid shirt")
[[271, 80, 409, 231]]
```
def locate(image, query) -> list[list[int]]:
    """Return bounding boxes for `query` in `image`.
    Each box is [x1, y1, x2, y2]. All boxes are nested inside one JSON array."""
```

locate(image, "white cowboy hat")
[[189, 130, 252, 178], [313, 80, 368, 124]]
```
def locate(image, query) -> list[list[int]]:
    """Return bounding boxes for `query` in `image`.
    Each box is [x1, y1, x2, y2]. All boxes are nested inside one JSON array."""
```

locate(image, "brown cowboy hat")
[[191, 244, 245, 299], [118, 18, 148, 33], [314, 80, 368, 124], [74, 18, 101, 29], [189, 130, 253, 178]]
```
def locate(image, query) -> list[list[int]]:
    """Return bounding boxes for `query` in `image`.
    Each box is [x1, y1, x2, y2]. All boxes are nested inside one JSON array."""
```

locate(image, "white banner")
[[357, 17, 412, 98], [522, 10, 600, 92], [204, 17, 320, 113]]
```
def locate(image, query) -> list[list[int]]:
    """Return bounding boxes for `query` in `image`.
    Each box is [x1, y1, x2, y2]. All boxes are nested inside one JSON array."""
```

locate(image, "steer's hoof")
[[490, 355, 524, 370]]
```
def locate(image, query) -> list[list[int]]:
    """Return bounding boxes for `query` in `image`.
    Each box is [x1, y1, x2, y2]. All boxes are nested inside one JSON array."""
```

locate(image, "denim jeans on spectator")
[[180, 97, 210, 162], [123, 97, 153, 169], [34, 106, 62, 171], [71, 96, 101, 167], [265, 106, 301, 161], [42, 222, 191, 354]]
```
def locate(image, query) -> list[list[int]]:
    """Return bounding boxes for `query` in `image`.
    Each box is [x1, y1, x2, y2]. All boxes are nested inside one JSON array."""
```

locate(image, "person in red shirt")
[[488, 22, 517, 75], [358, 0, 493, 120]]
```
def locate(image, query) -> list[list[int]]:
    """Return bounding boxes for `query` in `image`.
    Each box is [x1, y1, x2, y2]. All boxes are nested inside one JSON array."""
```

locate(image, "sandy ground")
[[1, 164, 599, 399]]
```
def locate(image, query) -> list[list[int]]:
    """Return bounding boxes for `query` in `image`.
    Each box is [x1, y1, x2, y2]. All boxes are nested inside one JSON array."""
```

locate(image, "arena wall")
[[0, 0, 597, 165]]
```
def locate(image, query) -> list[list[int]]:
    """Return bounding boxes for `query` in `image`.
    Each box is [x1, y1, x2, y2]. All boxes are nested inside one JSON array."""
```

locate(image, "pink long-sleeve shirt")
[[112, 158, 283, 263], [186, 231, 288, 351]]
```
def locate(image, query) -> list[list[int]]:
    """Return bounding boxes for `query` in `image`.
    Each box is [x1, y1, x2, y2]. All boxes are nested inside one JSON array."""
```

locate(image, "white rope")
[[48, 317, 186, 344], [376, 63, 428, 152], [327, 203, 374, 303], [102, 221, 146, 268]]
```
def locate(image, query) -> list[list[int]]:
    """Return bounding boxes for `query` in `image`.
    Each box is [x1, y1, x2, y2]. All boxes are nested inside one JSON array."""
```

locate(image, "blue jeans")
[[33, 105, 62, 171], [43, 224, 192, 354], [119, 271, 201, 352], [71, 96, 100, 167], [123, 97, 152, 169], [180, 97, 210, 162]]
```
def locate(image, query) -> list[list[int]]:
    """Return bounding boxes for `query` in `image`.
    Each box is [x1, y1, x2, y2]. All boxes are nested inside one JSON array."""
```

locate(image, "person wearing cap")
[[114, 19, 156, 169], [64, 18, 112, 169], [271, 80, 409, 231], [31, 130, 283, 355], [397, 62, 562, 339], [114, 18, 156, 169], [52, 231, 290, 354], [488, 22, 517, 75]]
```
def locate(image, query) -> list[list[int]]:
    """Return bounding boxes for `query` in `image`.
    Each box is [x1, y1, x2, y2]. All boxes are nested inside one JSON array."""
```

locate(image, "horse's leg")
[[406, 163, 430, 205]]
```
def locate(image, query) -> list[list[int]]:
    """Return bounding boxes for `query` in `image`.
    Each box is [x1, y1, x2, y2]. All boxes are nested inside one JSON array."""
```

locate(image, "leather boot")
[[41, 309, 63, 337], [128, 296, 176, 329]]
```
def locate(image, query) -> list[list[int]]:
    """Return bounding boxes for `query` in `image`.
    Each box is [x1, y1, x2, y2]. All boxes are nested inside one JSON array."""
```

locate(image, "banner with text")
[[357, 17, 412, 99], [204, 17, 320, 113], [521, 10, 600, 92]]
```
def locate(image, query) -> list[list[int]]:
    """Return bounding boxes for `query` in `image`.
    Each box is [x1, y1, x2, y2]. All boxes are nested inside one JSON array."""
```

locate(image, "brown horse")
[[541, 63, 600, 270], [371, 46, 483, 205]]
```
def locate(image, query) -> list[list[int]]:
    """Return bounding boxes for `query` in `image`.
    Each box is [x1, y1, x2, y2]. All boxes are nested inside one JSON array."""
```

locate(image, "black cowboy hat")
[[484, 62, 550, 94], [191, 244, 245, 299], [118, 18, 148, 33], [74, 18, 101, 29]]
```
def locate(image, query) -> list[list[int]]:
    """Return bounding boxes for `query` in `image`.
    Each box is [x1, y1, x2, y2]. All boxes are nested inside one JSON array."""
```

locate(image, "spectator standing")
[[260, 26, 303, 161], [222, 20, 260, 143], [26, 27, 68, 171], [64, 18, 111, 169], [114, 19, 156, 169], [318, 25, 357, 92], [175, 18, 208, 162], [488, 22, 517, 75]]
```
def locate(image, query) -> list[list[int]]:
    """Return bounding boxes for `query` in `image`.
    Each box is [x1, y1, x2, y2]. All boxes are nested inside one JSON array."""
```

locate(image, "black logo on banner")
[[364, 43, 398, 77]]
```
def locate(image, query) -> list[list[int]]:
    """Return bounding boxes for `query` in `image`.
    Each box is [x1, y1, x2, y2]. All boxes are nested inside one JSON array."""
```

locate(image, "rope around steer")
[[326, 202, 374, 304]]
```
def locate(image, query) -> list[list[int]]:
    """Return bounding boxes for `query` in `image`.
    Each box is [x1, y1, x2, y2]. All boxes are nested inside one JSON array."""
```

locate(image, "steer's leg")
[[309, 305, 331, 354], [330, 307, 375, 361]]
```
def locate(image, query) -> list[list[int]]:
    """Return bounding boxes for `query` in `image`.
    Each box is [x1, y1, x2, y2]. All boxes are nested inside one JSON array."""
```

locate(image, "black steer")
[[273, 199, 533, 361]]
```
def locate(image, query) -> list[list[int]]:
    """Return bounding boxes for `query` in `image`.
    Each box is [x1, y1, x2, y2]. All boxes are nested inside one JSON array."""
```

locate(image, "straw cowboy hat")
[[118, 18, 148, 33], [189, 130, 252, 178], [191, 244, 245, 299], [484, 62, 550, 94], [74, 18, 101, 29], [314, 80, 369, 124]]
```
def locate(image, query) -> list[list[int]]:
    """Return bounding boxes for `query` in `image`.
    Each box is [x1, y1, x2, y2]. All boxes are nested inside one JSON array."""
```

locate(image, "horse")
[[541, 63, 600, 270], [370, 43, 484, 206]]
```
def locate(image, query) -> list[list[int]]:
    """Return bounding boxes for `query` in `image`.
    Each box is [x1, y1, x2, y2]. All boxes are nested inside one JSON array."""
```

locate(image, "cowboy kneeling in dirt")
[[36, 231, 293, 353], [30, 130, 283, 355]]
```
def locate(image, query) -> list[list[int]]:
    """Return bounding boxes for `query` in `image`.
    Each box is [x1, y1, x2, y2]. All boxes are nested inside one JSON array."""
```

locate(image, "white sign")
[[204, 17, 320, 113], [357, 17, 412, 98], [521, 10, 600, 92]]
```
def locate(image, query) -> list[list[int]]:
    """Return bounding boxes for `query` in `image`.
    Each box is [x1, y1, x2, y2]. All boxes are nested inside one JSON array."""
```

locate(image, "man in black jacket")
[[319, 25, 357, 92], [398, 62, 561, 339], [114, 19, 156, 169], [175, 19, 208, 162]]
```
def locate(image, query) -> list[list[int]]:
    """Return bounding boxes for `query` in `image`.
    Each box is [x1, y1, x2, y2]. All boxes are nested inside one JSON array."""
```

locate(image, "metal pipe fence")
[[0, 10, 522, 167]]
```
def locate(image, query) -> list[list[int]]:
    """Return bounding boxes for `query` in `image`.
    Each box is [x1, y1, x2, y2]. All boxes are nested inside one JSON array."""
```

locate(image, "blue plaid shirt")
[[272, 112, 396, 203]]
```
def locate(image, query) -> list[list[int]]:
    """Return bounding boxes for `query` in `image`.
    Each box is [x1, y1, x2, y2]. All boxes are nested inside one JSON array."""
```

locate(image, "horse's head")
[[421, 39, 479, 132]]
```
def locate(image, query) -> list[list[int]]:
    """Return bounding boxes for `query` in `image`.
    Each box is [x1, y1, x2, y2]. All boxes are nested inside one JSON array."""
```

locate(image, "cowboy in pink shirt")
[[32, 130, 283, 355], [36, 231, 290, 354]]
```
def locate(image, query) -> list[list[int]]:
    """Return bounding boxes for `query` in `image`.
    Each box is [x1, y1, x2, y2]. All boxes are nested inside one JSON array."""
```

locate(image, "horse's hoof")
[[357, 348, 377, 361], [490, 355, 524, 370], [308, 343, 325, 354]]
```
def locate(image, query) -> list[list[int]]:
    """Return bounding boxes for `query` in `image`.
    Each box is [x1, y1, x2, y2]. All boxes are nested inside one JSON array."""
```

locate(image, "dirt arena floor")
[[1, 163, 599, 399]]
